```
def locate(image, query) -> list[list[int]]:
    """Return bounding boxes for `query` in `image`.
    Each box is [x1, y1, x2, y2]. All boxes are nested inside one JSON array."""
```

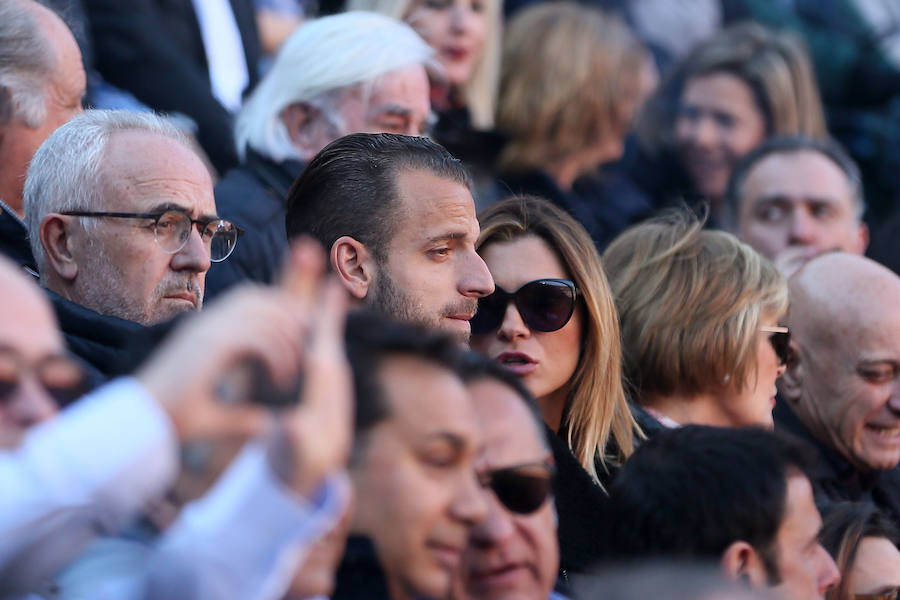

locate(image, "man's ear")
[[856, 222, 870, 255], [331, 236, 375, 301], [281, 102, 326, 159], [778, 338, 804, 406], [721, 541, 769, 590], [39, 214, 79, 281]]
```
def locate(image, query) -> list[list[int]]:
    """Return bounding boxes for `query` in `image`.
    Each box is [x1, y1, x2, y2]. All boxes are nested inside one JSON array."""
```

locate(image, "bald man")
[[776, 252, 900, 525]]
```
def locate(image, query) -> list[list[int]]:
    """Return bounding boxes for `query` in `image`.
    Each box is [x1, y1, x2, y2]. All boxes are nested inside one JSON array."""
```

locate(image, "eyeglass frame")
[[60, 209, 244, 262], [760, 325, 790, 366]]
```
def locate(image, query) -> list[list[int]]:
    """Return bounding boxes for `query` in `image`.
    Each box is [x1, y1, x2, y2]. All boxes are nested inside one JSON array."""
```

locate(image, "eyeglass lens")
[[768, 331, 790, 365], [155, 211, 239, 262], [484, 463, 554, 515], [471, 279, 576, 335]]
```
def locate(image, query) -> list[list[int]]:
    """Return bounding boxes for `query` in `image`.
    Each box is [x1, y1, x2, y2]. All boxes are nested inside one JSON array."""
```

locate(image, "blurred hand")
[[266, 240, 353, 497]]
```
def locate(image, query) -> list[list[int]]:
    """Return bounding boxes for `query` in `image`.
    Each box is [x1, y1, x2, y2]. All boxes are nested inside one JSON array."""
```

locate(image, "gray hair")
[[0, 0, 54, 127], [235, 11, 435, 162], [24, 109, 190, 274]]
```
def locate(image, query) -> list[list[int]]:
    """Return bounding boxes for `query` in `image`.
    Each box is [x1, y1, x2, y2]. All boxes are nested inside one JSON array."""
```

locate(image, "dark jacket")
[[775, 400, 900, 527], [332, 535, 392, 600], [204, 150, 304, 300], [81, 0, 261, 174], [497, 168, 654, 252], [47, 290, 150, 382], [0, 202, 36, 273]]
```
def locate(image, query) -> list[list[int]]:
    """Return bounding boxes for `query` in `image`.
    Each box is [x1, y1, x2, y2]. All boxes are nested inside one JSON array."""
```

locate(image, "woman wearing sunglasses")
[[602, 210, 789, 430], [469, 195, 639, 576]]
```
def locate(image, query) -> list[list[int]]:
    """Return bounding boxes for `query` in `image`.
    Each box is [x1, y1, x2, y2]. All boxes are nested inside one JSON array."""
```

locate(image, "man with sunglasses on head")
[[285, 133, 494, 344], [24, 109, 242, 379], [456, 354, 566, 600], [776, 252, 900, 528]]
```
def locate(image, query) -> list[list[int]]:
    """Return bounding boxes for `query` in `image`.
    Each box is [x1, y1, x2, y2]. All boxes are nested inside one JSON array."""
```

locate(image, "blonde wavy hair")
[[346, 0, 501, 129], [476, 196, 638, 484], [602, 210, 789, 403], [497, 2, 646, 174], [636, 21, 827, 157]]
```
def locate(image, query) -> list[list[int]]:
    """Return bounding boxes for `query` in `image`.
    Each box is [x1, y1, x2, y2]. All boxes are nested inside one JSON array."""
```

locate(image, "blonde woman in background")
[[626, 22, 828, 225], [469, 195, 640, 577], [494, 2, 657, 248], [346, 0, 500, 132], [603, 210, 790, 430]]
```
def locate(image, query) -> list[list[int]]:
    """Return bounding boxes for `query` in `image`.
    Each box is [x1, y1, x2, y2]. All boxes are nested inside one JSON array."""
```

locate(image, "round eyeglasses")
[[62, 209, 243, 262]]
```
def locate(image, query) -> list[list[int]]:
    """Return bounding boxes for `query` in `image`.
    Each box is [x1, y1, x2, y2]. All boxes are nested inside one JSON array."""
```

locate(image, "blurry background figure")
[[603, 210, 788, 431], [726, 136, 868, 277], [820, 502, 900, 600], [492, 3, 657, 247], [628, 22, 826, 226], [347, 0, 501, 173], [206, 12, 434, 297], [81, 0, 262, 175], [0, 0, 86, 272], [573, 562, 772, 600], [470, 196, 639, 576], [254, 0, 306, 58]]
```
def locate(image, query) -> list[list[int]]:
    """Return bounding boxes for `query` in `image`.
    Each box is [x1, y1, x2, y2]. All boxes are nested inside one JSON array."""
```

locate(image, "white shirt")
[[190, 0, 251, 113], [0, 378, 348, 600]]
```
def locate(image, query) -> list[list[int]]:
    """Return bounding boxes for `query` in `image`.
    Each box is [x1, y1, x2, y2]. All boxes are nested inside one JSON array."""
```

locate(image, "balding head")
[[0, 256, 65, 445], [0, 0, 84, 215], [781, 253, 900, 472]]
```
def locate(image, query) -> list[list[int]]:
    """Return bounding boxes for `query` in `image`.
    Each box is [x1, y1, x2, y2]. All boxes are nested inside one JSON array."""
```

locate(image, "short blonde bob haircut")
[[346, 0, 501, 130], [602, 210, 788, 403], [476, 196, 638, 484], [497, 2, 646, 174], [636, 21, 827, 156]]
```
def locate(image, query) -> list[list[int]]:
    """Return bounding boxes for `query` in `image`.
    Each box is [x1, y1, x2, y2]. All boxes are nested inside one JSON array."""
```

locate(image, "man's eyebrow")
[[425, 232, 469, 246], [373, 104, 413, 117], [148, 202, 219, 221], [422, 431, 469, 450]]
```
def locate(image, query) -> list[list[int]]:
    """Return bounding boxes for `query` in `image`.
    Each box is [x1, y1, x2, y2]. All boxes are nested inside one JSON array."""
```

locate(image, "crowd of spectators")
[[1, 0, 900, 599]]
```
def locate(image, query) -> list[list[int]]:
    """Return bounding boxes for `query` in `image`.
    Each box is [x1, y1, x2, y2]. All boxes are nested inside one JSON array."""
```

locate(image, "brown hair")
[[602, 209, 788, 401], [476, 195, 638, 484], [636, 21, 827, 157], [497, 2, 646, 174]]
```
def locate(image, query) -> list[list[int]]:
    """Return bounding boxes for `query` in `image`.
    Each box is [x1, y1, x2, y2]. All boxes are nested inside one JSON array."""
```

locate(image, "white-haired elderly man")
[[205, 10, 434, 298], [0, 0, 85, 272], [24, 109, 241, 379]]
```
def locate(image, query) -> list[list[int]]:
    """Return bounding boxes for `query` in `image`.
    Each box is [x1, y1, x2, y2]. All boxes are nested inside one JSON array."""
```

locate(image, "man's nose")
[[451, 469, 489, 526], [459, 251, 494, 299], [171, 225, 212, 274], [788, 209, 817, 245], [469, 491, 517, 547]]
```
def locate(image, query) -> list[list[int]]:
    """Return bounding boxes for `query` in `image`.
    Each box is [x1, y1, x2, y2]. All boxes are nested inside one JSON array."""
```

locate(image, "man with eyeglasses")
[[457, 354, 565, 600], [24, 109, 241, 378], [776, 252, 900, 529]]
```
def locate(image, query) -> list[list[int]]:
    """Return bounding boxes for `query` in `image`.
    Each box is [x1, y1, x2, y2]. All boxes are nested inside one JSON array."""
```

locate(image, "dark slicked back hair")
[[284, 133, 473, 263], [344, 309, 467, 459], [726, 135, 866, 226], [603, 426, 816, 583]]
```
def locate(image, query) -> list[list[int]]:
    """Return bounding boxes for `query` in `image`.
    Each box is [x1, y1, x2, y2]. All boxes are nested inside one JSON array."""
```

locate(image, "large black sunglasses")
[[470, 279, 578, 335], [761, 326, 790, 366], [478, 462, 555, 515]]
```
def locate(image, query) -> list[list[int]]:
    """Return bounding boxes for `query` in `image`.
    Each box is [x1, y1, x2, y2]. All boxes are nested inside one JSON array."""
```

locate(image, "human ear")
[[721, 541, 769, 590], [855, 222, 870, 254], [281, 102, 328, 160], [778, 338, 804, 406], [331, 236, 375, 301], [39, 214, 79, 281]]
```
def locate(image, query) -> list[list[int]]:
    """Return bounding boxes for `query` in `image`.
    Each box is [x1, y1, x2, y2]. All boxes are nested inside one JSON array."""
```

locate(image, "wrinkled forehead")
[[98, 131, 215, 215]]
